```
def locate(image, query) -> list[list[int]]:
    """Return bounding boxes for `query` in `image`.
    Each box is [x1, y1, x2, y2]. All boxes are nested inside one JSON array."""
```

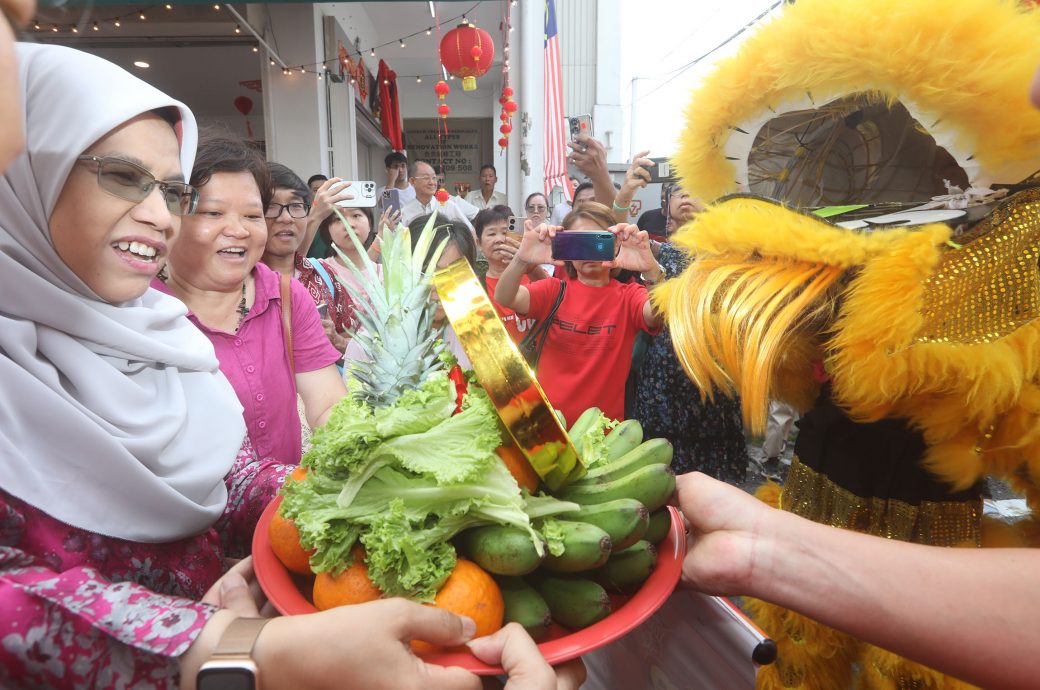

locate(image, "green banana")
[[542, 520, 612, 573], [602, 419, 644, 463], [557, 463, 676, 512], [567, 407, 602, 444], [558, 498, 649, 551], [643, 508, 672, 544], [498, 576, 552, 641], [575, 438, 674, 486], [530, 574, 612, 630], [590, 540, 657, 593], [460, 525, 544, 576]]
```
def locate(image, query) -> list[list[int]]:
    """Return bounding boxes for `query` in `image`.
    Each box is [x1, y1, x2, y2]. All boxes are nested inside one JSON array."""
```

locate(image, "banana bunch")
[[460, 408, 678, 636]]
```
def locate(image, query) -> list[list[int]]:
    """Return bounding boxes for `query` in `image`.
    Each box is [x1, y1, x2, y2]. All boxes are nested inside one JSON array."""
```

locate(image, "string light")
[[234, 24, 241, 34], [416, 76, 422, 83], [370, 48, 376, 57], [298, 66, 305, 74], [252, 45, 259, 53], [114, 19, 121, 27], [426, 27, 432, 35], [92, 21, 99, 31], [138, 11, 146, 20], [70, 25, 78, 33], [213, 4, 220, 10], [269, 58, 275, 66], [51, 24, 58, 32], [165, 3, 172, 9], [399, 38, 406, 48]]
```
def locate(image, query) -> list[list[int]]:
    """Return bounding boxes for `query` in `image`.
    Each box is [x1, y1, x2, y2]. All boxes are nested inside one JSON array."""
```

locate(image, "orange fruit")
[[268, 510, 314, 575], [496, 445, 540, 493], [411, 558, 504, 654], [289, 466, 308, 483], [313, 547, 384, 610]]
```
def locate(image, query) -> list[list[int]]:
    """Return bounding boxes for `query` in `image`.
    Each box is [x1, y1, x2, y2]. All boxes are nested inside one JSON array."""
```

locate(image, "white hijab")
[[0, 43, 246, 542]]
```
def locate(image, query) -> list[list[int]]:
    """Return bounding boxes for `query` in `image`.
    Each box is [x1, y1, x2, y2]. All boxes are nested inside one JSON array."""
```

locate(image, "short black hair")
[[267, 162, 312, 205], [473, 204, 513, 239], [479, 164, 497, 176], [318, 206, 377, 253], [307, 174, 328, 186], [191, 127, 272, 208], [573, 181, 595, 200], [385, 151, 408, 168], [408, 214, 476, 271]]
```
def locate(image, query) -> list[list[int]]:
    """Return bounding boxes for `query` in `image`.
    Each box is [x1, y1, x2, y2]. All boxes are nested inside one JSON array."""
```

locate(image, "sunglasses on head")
[[77, 155, 199, 216]]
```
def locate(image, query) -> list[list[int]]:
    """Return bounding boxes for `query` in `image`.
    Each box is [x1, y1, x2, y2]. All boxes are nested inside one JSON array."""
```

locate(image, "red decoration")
[[500, 111, 510, 121], [503, 100, 518, 114], [438, 103, 451, 118], [434, 80, 451, 98], [233, 96, 254, 138], [500, 123, 512, 134], [498, 137, 509, 148], [377, 60, 404, 151], [502, 86, 514, 98], [439, 23, 495, 91], [435, 188, 451, 205]]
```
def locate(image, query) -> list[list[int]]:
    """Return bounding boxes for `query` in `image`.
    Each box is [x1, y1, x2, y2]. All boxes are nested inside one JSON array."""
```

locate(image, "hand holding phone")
[[332, 181, 378, 208], [316, 302, 329, 319], [381, 188, 402, 216], [648, 157, 676, 183], [506, 215, 527, 242], [568, 114, 593, 140]]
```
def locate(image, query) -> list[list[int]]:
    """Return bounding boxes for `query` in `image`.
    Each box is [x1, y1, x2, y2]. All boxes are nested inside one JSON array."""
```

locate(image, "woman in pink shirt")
[[156, 132, 346, 465]]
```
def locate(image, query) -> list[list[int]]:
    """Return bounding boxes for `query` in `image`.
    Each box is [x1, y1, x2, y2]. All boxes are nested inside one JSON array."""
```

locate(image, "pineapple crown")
[[330, 210, 450, 408]]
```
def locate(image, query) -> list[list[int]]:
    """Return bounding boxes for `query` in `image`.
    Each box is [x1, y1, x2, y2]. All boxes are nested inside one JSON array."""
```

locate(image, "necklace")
[[235, 281, 248, 332]]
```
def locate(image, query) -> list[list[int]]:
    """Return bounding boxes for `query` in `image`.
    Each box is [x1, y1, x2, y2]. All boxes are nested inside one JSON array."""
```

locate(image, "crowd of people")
[[2, 0, 1040, 687]]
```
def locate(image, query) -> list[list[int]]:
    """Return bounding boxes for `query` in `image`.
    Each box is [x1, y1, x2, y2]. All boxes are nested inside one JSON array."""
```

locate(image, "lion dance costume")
[[657, 0, 1040, 688]]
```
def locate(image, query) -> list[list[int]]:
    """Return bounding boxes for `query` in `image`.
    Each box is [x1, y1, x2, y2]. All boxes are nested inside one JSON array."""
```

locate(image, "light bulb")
[[235, 24, 241, 34], [399, 39, 406, 48], [70, 25, 78, 33], [426, 27, 432, 35], [252, 46, 259, 53], [114, 19, 121, 27], [139, 12, 146, 20], [92, 21, 99, 31]]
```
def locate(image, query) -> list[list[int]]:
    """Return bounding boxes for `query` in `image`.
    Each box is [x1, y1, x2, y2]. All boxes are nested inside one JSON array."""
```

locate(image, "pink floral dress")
[[0, 440, 288, 689]]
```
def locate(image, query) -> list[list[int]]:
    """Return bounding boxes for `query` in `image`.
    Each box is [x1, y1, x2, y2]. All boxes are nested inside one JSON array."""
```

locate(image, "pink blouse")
[[154, 263, 340, 465], [0, 440, 288, 689]]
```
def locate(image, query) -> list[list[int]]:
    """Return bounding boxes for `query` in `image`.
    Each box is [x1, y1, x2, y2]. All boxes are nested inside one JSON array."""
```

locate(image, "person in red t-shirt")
[[475, 205, 549, 343], [494, 202, 665, 423]]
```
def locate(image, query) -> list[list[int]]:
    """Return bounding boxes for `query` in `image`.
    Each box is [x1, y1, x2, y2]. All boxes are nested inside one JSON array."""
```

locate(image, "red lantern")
[[439, 23, 495, 91], [437, 103, 451, 118], [498, 137, 509, 148], [498, 96, 507, 105], [500, 111, 510, 121], [500, 123, 512, 134], [502, 86, 514, 98], [503, 100, 518, 114], [435, 188, 451, 205], [434, 80, 450, 98]]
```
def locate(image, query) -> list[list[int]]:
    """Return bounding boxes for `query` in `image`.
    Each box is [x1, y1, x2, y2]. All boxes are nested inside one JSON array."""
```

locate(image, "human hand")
[[201, 556, 265, 617], [377, 207, 402, 233], [567, 135, 608, 180], [253, 598, 483, 690], [677, 472, 776, 595], [514, 220, 558, 266], [321, 317, 348, 352], [607, 223, 656, 272], [621, 150, 654, 197], [387, 166, 401, 188], [311, 178, 356, 224], [493, 235, 521, 264], [468, 623, 587, 690]]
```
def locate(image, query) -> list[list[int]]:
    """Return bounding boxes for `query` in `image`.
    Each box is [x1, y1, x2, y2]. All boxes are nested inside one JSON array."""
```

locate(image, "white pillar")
[[518, 0, 545, 204]]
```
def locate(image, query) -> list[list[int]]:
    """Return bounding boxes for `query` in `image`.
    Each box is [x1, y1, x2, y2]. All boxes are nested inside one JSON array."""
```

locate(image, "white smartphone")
[[332, 180, 378, 208]]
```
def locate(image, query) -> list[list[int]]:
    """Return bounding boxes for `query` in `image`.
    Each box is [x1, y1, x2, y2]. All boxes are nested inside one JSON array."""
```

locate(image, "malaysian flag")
[[543, 0, 572, 200]]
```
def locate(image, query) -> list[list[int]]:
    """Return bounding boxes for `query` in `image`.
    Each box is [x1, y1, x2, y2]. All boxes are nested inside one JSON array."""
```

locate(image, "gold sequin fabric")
[[916, 187, 1040, 344], [779, 457, 982, 546]]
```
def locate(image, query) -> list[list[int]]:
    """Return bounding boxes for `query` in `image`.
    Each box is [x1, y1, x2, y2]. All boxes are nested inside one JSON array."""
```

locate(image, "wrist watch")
[[197, 617, 270, 690], [640, 262, 667, 286]]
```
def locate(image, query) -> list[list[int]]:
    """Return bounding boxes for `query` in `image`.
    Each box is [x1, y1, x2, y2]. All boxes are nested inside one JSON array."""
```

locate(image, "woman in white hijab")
[[0, 42, 582, 690]]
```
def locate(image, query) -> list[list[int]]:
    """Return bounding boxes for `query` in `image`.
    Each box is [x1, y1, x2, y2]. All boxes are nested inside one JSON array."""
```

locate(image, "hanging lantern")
[[500, 111, 510, 122], [498, 137, 509, 148], [502, 86, 514, 98], [438, 103, 451, 118], [434, 79, 450, 99], [435, 188, 451, 205], [503, 99, 518, 115], [439, 23, 495, 91], [500, 123, 512, 135]]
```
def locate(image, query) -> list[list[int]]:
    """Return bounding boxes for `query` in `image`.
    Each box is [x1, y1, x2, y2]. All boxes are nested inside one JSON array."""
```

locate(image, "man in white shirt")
[[400, 160, 476, 231], [375, 151, 416, 208], [465, 164, 508, 210]]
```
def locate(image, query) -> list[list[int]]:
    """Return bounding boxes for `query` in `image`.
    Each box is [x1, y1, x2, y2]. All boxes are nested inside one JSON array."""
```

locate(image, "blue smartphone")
[[551, 231, 616, 262], [381, 188, 402, 216]]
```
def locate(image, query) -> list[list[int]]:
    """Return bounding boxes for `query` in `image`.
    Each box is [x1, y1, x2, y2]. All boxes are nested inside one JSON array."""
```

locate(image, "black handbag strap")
[[522, 279, 566, 365]]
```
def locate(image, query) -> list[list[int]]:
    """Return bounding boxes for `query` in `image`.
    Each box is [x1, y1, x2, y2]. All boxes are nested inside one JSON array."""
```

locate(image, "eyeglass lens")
[[87, 157, 198, 216], [265, 203, 309, 219]]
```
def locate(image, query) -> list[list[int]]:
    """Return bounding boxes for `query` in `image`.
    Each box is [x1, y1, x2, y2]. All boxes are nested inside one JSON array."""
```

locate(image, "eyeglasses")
[[265, 202, 310, 219], [77, 155, 199, 216], [526, 205, 548, 213], [411, 174, 438, 182]]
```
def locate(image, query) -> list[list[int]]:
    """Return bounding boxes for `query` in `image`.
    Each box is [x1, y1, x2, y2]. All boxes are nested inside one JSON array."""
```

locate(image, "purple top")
[[0, 440, 288, 689], [153, 263, 340, 465]]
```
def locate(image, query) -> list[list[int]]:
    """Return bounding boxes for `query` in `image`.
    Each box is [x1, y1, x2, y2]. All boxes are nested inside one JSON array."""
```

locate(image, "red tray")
[[253, 497, 687, 675]]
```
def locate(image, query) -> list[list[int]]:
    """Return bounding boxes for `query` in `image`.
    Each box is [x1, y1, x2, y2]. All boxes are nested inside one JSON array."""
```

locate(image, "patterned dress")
[[294, 253, 358, 339], [0, 441, 288, 689], [631, 243, 750, 483]]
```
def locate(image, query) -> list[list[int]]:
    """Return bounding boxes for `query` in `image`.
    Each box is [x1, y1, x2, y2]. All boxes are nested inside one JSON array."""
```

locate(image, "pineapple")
[[331, 210, 449, 408]]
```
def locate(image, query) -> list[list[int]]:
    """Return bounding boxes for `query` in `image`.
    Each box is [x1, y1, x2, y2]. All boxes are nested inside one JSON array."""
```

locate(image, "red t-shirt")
[[524, 277, 659, 424], [485, 274, 538, 343]]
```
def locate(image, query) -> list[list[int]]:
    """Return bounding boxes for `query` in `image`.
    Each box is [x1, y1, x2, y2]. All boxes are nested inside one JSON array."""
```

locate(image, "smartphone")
[[551, 231, 616, 262], [332, 180, 378, 208], [648, 157, 676, 183], [381, 187, 402, 215], [568, 114, 593, 141], [506, 215, 526, 241], [316, 303, 329, 318]]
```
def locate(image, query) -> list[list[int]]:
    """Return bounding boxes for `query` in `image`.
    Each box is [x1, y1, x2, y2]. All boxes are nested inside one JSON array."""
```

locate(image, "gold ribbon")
[[432, 259, 584, 489]]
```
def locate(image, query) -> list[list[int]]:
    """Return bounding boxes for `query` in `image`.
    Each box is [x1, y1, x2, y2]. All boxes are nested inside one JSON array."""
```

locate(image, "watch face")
[[197, 667, 256, 690]]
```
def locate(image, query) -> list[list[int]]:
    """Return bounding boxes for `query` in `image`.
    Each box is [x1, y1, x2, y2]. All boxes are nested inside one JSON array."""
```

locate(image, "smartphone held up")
[[551, 231, 617, 262], [332, 181, 378, 208]]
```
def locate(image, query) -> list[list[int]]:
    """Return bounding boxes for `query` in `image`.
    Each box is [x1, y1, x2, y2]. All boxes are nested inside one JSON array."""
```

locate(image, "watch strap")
[[213, 617, 270, 656]]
